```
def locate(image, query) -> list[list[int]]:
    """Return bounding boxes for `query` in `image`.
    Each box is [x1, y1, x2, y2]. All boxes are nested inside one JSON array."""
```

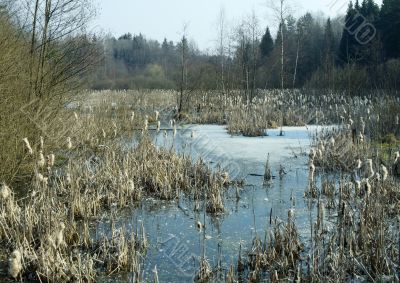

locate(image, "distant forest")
[[89, 0, 400, 93]]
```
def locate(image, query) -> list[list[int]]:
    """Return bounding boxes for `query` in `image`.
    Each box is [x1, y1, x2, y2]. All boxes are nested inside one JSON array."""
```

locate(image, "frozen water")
[[100, 124, 333, 282]]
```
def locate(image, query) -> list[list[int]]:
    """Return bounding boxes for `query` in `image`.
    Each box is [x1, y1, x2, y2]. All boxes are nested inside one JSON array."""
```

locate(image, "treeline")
[[88, 0, 400, 94]]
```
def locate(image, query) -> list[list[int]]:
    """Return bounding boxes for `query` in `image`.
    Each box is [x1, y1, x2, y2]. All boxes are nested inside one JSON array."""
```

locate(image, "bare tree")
[[247, 11, 261, 103], [268, 0, 292, 135], [177, 23, 189, 114], [215, 7, 227, 97], [22, 0, 99, 100], [236, 22, 250, 103]]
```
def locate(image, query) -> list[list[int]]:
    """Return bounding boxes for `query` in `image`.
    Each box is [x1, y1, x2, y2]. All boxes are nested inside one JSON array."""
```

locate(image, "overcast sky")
[[92, 0, 382, 52]]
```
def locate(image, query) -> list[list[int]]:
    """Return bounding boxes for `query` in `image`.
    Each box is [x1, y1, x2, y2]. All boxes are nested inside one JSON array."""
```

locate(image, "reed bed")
[[184, 90, 400, 138], [0, 90, 230, 281]]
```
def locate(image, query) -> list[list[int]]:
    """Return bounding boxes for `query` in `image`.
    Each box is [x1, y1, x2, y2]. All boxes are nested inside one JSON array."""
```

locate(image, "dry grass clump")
[[194, 257, 212, 282], [228, 210, 303, 282], [304, 177, 400, 282]]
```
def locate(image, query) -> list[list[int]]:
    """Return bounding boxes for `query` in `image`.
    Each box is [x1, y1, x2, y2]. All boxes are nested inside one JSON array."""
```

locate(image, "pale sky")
[[92, 0, 382, 52]]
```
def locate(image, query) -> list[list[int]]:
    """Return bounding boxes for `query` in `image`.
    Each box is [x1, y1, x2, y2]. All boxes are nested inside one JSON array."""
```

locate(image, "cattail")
[[66, 137, 72, 150], [360, 117, 365, 134], [65, 173, 72, 185], [47, 153, 55, 167], [355, 159, 362, 170], [22, 138, 33, 155], [221, 172, 229, 185], [8, 250, 22, 279], [288, 208, 294, 222], [361, 178, 371, 196], [365, 178, 371, 196], [309, 149, 316, 161], [380, 164, 388, 181], [37, 150, 45, 168], [40, 136, 44, 150], [318, 202, 325, 229], [308, 162, 315, 188], [0, 183, 11, 200], [55, 222, 66, 248], [43, 177, 48, 187], [153, 265, 159, 283], [358, 132, 364, 143], [36, 172, 44, 183], [364, 159, 374, 179], [264, 154, 272, 182], [272, 270, 279, 282], [130, 111, 135, 122], [36, 173, 48, 187], [329, 137, 335, 148], [315, 149, 322, 161], [157, 121, 161, 133], [355, 180, 361, 191]]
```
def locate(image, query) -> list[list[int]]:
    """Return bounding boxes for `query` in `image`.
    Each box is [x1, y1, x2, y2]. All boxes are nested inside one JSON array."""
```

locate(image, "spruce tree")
[[379, 0, 400, 59], [338, 1, 361, 64], [260, 27, 274, 59]]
